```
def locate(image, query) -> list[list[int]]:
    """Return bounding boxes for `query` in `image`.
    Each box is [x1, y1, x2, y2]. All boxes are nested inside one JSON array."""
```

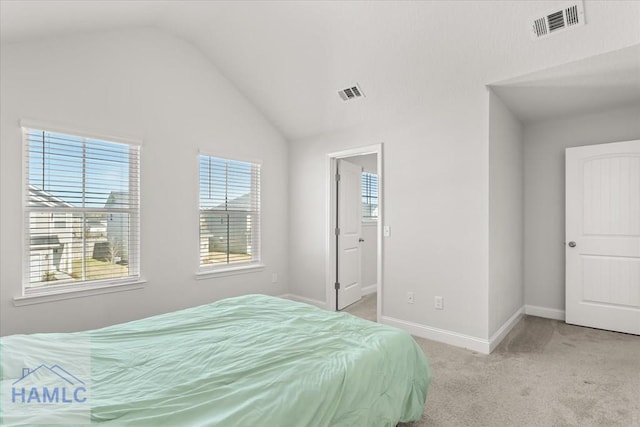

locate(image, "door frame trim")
[[326, 143, 383, 322]]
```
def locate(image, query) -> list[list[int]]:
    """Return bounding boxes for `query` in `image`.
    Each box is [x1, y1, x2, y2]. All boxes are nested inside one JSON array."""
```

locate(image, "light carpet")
[[343, 294, 640, 426]]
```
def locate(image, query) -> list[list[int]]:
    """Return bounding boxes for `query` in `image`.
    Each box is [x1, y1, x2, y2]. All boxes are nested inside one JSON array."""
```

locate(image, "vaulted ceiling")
[[2, 1, 639, 140]]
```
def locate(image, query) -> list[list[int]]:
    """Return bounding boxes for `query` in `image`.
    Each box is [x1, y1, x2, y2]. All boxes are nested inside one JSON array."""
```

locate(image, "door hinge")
[[334, 282, 341, 290], [335, 173, 340, 182], [335, 227, 340, 236]]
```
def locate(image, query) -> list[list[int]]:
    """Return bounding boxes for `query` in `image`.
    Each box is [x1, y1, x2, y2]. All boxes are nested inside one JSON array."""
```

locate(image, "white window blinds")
[[362, 172, 379, 220], [24, 128, 140, 292], [199, 155, 261, 268]]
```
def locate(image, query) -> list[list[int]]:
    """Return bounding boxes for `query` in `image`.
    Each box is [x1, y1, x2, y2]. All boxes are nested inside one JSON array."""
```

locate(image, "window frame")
[[197, 153, 263, 278], [21, 121, 143, 299]]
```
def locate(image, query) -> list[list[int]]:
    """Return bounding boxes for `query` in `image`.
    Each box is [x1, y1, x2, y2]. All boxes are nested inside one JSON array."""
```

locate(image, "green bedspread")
[[1, 294, 430, 426]]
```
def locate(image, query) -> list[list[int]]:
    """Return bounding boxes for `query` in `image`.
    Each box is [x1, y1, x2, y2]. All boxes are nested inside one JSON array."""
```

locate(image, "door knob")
[[359, 238, 365, 242], [568, 241, 576, 248]]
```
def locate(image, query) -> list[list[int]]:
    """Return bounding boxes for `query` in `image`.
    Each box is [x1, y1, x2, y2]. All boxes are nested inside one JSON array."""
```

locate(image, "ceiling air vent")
[[530, 1, 585, 40], [338, 84, 365, 102]]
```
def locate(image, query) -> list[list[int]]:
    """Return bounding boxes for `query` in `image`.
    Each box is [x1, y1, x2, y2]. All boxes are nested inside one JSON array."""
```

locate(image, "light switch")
[[383, 225, 390, 237]]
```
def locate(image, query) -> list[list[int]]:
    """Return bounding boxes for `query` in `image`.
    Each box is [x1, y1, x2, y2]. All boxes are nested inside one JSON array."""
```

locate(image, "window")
[[362, 172, 379, 220], [199, 155, 261, 269], [24, 128, 140, 293]]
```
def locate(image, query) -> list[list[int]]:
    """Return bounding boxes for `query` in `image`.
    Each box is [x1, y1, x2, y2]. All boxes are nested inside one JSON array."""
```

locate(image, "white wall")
[[0, 28, 289, 335], [488, 91, 524, 337], [524, 104, 640, 312], [288, 83, 638, 348], [347, 154, 377, 174], [360, 223, 378, 291], [288, 87, 491, 340]]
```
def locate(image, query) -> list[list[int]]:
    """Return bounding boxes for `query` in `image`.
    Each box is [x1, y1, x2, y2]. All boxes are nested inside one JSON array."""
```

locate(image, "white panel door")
[[566, 140, 640, 335], [337, 159, 363, 310]]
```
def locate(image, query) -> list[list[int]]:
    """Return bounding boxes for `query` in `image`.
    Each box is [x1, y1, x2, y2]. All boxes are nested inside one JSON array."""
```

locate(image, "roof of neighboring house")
[[28, 185, 74, 208], [201, 193, 253, 212], [105, 191, 129, 208], [30, 235, 62, 248], [200, 193, 252, 236], [221, 193, 252, 211]]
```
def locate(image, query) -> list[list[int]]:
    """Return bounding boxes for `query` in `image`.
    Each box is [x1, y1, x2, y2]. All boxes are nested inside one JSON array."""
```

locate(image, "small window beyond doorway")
[[361, 172, 378, 221]]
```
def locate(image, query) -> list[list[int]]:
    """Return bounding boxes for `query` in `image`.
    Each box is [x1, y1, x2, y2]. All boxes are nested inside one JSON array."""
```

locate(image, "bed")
[[1, 294, 430, 426]]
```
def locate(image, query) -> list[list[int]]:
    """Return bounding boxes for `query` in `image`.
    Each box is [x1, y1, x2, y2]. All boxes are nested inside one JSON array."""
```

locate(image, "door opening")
[[327, 144, 383, 322]]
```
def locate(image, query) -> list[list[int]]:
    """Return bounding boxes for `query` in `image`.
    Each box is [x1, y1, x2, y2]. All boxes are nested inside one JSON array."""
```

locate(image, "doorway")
[[327, 144, 383, 322]]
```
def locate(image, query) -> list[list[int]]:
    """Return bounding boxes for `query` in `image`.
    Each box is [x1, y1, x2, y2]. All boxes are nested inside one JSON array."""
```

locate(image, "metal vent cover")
[[531, 2, 585, 40], [338, 84, 365, 102]]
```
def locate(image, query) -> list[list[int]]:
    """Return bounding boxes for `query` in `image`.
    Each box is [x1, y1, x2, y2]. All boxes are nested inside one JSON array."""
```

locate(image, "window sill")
[[13, 280, 147, 307], [196, 264, 265, 280]]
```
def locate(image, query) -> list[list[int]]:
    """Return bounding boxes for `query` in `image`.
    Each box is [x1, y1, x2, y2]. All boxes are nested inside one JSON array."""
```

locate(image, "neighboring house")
[[105, 191, 129, 263], [86, 218, 107, 235], [200, 193, 253, 257], [29, 186, 112, 284], [28, 186, 77, 283]]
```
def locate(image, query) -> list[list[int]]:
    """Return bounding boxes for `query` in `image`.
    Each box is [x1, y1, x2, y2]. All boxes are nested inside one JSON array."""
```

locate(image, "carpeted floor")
[[343, 294, 640, 427]]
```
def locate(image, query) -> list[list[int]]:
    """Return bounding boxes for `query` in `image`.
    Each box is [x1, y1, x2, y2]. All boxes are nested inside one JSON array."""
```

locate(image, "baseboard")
[[380, 316, 491, 354], [489, 306, 524, 353], [279, 293, 327, 309], [524, 305, 565, 321], [362, 284, 377, 296]]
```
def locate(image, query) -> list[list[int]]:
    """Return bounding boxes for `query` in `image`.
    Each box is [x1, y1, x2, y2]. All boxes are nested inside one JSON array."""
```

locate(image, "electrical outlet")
[[434, 296, 444, 310], [407, 292, 414, 304], [272, 273, 278, 283]]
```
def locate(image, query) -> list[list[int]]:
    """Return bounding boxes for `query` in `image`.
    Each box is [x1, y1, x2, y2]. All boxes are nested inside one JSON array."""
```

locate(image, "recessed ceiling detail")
[[531, 1, 585, 40], [338, 84, 365, 102]]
